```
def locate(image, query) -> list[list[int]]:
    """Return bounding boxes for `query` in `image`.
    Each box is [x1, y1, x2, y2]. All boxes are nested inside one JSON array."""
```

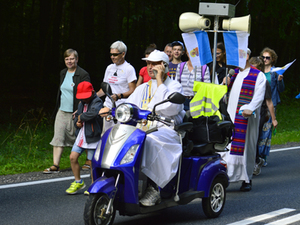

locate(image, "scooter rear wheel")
[[84, 193, 116, 225], [202, 177, 226, 218]]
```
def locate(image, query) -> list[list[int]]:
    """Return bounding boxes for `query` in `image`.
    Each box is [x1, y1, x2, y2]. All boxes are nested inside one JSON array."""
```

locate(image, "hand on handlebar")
[[99, 107, 110, 117], [111, 94, 119, 102]]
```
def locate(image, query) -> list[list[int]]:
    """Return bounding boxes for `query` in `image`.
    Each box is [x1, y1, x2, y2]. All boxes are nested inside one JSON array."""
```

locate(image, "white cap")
[[142, 50, 169, 64], [247, 48, 251, 56]]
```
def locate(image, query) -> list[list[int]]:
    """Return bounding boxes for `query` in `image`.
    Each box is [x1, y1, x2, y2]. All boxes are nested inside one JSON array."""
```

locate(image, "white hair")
[[110, 41, 127, 55]]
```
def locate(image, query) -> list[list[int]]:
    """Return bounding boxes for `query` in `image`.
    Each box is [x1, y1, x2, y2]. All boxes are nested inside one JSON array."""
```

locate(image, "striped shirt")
[[175, 63, 210, 96]]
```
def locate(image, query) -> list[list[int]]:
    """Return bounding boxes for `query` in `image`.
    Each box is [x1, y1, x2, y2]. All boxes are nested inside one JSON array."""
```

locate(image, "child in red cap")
[[66, 81, 103, 195]]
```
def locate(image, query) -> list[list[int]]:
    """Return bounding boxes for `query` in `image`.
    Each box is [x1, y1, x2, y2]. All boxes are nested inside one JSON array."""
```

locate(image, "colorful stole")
[[140, 77, 167, 109], [138, 79, 164, 131], [229, 66, 260, 156], [140, 81, 152, 109]]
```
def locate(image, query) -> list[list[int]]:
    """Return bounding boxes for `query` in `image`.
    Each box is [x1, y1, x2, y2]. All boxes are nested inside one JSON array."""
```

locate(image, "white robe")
[[126, 77, 185, 188], [221, 68, 266, 183]]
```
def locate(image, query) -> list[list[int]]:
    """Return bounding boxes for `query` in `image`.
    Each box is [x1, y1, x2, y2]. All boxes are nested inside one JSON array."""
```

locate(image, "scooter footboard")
[[88, 176, 116, 197]]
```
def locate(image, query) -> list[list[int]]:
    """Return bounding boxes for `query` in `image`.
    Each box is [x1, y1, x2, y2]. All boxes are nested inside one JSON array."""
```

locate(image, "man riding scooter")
[[99, 50, 185, 206]]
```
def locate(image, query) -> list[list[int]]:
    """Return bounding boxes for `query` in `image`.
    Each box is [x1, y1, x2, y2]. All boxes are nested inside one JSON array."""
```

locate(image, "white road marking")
[[266, 213, 300, 225], [0, 174, 90, 189], [226, 208, 296, 225], [270, 146, 300, 153]]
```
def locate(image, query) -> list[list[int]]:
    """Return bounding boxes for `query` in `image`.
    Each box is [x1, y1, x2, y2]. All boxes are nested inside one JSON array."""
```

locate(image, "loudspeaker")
[[179, 12, 211, 32], [222, 15, 251, 34]]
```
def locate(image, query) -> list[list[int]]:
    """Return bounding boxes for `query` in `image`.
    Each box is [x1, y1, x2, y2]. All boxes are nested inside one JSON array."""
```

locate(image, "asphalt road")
[[1, 145, 300, 225]]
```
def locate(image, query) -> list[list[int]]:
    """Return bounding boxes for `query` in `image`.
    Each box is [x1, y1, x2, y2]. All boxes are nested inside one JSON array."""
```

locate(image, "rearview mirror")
[[167, 92, 186, 104], [101, 82, 113, 96], [101, 82, 116, 108]]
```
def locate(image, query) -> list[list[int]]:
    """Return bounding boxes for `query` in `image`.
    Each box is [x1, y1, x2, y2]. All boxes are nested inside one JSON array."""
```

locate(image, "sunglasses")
[[262, 56, 271, 60], [110, 52, 122, 57]]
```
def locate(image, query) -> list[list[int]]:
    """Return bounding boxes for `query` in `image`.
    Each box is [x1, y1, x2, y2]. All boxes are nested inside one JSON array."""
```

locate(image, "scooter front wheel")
[[84, 193, 116, 225], [202, 177, 226, 218]]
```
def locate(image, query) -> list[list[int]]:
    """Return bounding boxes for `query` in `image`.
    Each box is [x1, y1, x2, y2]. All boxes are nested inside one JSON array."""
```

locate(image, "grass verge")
[[0, 108, 85, 176], [271, 98, 300, 144]]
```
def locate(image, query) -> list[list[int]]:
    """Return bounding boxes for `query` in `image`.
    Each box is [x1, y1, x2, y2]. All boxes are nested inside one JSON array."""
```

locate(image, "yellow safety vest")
[[190, 82, 227, 119]]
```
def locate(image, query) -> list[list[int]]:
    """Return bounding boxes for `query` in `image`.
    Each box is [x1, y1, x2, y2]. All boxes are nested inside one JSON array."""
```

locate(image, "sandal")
[[43, 165, 60, 174], [82, 164, 90, 170], [82, 160, 91, 170]]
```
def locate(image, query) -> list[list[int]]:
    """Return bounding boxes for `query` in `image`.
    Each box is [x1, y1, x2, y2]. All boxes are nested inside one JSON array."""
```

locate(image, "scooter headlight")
[[94, 139, 102, 161], [115, 104, 133, 123], [120, 144, 139, 165]]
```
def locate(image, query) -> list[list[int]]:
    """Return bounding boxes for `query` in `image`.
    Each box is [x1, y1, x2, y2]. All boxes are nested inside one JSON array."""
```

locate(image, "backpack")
[[179, 62, 207, 83]]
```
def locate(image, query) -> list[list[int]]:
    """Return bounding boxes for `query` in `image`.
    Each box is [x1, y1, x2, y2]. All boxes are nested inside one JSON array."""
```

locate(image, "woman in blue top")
[[43, 49, 90, 174], [258, 47, 284, 166]]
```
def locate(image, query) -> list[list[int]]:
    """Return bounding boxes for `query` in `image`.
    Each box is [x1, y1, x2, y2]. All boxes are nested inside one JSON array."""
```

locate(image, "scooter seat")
[[191, 143, 216, 155], [174, 122, 193, 132]]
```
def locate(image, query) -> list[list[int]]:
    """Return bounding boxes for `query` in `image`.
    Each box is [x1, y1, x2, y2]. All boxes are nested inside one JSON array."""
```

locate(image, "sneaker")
[[139, 186, 161, 206], [82, 160, 91, 170], [84, 191, 90, 196], [253, 158, 265, 176], [66, 180, 86, 194], [43, 165, 60, 174], [263, 161, 268, 167]]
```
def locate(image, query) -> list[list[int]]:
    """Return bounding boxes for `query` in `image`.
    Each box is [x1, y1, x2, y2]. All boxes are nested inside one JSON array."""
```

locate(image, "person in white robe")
[[221, 49, 266, 191], [99, 50, 185, 206]]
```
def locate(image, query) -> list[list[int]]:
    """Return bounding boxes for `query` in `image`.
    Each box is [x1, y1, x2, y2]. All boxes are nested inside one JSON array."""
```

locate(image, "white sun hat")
[[142, 50, 169, 64]]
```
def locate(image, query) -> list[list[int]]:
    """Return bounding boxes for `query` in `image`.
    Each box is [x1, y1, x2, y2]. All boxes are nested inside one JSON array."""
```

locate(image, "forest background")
[[1, 0, 300, 112], [0, 0, 300, 175]]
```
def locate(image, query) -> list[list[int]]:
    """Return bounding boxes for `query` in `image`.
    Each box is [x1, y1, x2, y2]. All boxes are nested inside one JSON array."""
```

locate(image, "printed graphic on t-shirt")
[[108, 69, 124, 84], [168, 63, 179, 80], [108, 76, 118, 83]]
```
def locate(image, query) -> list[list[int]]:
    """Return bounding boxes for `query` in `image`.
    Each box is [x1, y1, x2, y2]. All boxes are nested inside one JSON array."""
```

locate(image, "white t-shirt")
[[75, 104, 98, 149], [103, 61, 136, 108]]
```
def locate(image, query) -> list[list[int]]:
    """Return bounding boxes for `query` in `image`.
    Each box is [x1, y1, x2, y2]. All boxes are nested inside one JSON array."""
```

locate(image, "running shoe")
[[66, 180, 86, 194]]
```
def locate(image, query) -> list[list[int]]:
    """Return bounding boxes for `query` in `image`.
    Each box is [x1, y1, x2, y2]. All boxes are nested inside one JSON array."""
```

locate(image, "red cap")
[[76, 81, 93, 99]]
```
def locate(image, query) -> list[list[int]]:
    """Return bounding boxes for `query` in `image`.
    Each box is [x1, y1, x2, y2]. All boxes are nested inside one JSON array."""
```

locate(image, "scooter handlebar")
[[157, 115, 174, 124]]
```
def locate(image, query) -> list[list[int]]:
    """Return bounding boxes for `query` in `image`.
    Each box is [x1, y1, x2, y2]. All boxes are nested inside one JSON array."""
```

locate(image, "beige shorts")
[[50, 109, 75, 147]]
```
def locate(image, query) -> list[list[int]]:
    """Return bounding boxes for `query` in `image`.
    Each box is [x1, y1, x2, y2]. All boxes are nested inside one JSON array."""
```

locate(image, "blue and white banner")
[[271, 59, 296, 75], [182, 31, 212, 67], [223, 31, 249, 69]]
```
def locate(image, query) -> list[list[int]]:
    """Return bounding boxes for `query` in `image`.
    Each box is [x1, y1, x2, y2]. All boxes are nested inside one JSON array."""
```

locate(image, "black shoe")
[[240, 181, 252, 192]]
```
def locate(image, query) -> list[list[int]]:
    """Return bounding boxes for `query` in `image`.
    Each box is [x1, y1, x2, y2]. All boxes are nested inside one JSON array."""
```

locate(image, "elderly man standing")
[[97, 41, 136, 132], [221, 49, 266, 191], [99, 50, 185, 206], [164, 43, 173, 62]]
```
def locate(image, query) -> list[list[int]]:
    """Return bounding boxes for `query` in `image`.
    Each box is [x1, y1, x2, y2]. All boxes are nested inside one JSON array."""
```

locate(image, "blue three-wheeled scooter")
[[83, 82, 232, 225]]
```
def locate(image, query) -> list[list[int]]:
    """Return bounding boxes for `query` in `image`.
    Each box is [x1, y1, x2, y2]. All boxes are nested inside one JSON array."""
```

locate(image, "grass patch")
[[0, 99, 299, 176], [272, 98, 300, 144], [0, 108, 85, 176]]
